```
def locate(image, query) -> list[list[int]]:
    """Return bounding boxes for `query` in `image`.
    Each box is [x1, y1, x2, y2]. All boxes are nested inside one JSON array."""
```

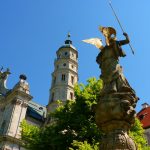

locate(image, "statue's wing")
[[82, 38, 103, 49]]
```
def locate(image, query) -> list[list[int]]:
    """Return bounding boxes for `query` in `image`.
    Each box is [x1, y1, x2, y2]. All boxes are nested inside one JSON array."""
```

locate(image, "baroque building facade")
[[0, 72, 46, 150], [0, 35, 78, 150]]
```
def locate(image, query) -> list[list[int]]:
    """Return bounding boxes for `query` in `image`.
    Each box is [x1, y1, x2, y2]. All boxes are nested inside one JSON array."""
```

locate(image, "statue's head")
[[99, 26, 117, 45], [99, 26, 116, 39]]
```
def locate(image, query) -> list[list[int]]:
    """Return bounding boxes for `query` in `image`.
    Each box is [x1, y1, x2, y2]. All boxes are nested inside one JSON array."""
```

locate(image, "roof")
[[58, 44, 77, 51], [58, 37, 77, 50], [26, 101, 47, 121], [137, 106, 150, 129]]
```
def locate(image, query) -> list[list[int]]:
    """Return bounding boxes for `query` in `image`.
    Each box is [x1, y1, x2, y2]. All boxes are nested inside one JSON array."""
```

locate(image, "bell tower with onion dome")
[[47, 33, 78, 112]]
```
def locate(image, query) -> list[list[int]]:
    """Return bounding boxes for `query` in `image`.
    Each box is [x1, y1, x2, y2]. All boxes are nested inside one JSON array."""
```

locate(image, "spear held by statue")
[[109, 0, 135, 55]]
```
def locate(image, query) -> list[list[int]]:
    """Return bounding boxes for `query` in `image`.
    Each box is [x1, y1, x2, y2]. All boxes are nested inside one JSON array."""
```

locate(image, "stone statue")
[[0, 68, 11, 97], [97, 27, 135, 97], [83, 26, 138, 149]]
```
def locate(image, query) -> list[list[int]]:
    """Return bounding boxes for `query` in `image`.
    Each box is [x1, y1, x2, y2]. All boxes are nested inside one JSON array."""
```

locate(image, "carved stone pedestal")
[[100, 129, 136, 149], [95, 93, 138, 150]]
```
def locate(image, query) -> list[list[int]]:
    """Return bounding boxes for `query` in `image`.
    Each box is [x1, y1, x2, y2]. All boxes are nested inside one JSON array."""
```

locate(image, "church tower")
[[48, 34, 78, 112]]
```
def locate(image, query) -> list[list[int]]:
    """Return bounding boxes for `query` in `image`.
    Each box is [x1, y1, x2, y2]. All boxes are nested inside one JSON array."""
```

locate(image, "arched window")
[[62, 74, 66, 81], [71, 76, 74, 84], [70, 92, 73, 100]]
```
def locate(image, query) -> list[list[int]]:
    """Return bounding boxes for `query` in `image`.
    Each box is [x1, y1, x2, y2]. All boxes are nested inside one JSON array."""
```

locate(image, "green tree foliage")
[[130, 118, 149, 150], [21, 120, 41, 149], [69, 140, 98, 150], [21, 77, 149, 150], [21, 78, 102, 150]]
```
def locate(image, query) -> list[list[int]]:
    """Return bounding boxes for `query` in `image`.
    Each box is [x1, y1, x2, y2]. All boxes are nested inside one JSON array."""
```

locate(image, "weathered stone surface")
[[95, 26, 138, 150], [99, 129, 137, 149]]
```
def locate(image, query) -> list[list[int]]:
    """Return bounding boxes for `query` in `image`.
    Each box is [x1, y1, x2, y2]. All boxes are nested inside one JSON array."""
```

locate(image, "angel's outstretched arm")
[[118, 33, 130, 46]]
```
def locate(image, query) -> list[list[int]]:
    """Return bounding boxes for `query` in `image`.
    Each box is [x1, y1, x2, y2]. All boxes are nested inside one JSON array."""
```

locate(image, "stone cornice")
[[7, 90, 32, 100], [0, 135, 24, 146], [54, 57, 78, 66], [50, 84, 74, 92], [0, 90, 33, 107], [56, 46, 78, 55], [52, 68, 78, 77]]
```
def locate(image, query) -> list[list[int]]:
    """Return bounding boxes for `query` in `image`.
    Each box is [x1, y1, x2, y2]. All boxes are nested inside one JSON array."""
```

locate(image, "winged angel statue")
[[83, 26, 136, 97]]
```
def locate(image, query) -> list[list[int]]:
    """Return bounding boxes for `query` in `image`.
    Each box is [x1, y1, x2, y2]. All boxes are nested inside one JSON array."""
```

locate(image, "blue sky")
[[0, 0, 150, 112]]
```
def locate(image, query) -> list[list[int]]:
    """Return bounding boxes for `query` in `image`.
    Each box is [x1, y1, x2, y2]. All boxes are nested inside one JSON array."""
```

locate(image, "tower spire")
[[65, 32, 72, 44]]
